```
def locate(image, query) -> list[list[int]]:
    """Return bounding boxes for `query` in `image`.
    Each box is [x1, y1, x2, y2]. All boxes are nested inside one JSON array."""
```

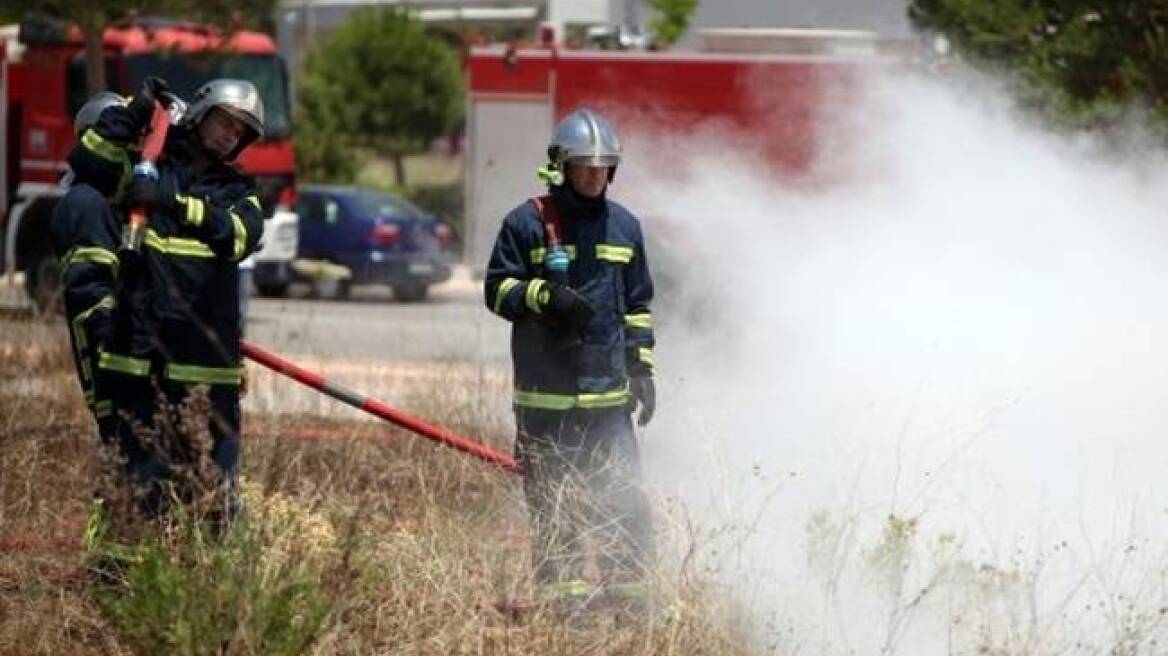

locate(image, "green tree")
[[7, 0, 278, 95], [909, 0, 1168, 128], [647, 0, 700, 49], [296, 7, 464, 184]]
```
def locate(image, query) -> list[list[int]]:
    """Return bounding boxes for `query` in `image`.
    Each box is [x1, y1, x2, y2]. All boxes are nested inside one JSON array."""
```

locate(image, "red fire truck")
[[0, 15, 300, 309], [462, 30, 910, 269]]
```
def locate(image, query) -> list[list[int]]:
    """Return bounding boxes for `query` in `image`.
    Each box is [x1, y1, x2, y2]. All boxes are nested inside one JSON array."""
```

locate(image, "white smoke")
[[621, 69, 1168, 653]]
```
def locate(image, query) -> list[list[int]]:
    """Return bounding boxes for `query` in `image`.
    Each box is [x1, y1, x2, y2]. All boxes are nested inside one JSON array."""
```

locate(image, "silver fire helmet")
[[184, 79, 265, 159], [74, 92, 126, 137], [547, 108, 622, 169]]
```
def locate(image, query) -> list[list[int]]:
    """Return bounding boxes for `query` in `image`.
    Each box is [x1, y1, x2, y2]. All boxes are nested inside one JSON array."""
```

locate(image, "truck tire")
[[393, 281, 428, 303], [24, 252, 62, 314], [255, 281, 289, 298]]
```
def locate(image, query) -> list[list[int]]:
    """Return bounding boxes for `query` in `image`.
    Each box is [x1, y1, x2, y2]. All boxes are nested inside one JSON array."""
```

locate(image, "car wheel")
[[335, 278, 352, 300], [393, 281, 428, 302], [255, 281, 289, 298], [25, 252, 62, 314]]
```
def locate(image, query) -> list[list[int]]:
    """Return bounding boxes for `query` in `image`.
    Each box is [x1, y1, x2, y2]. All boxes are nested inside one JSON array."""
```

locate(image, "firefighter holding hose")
[[484, 108, 658, 610], [57, 78, 266, 522]]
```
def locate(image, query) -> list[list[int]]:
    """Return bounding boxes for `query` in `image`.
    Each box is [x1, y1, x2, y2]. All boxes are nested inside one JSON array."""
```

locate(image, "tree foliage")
[[647, 0, 700, 48], [296, 7, 464, 184], [909, 0, 1168, 127]]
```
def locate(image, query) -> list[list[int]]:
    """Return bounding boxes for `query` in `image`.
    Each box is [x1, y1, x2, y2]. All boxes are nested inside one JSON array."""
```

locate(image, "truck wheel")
[[25, 253, 62, 314], [393, 281, 428, 302], [255, 281, 289, 298]]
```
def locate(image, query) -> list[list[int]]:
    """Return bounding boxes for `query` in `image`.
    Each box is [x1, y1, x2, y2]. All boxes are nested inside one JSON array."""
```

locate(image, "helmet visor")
[[566, 154, 619, 167]]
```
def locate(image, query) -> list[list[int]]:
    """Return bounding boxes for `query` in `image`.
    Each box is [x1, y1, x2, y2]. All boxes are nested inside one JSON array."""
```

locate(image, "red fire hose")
[[240, 341, 521, 475]]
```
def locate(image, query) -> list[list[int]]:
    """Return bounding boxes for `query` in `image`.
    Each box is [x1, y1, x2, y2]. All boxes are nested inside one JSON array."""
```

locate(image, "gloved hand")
[[126, 76, 171, 132], [123, 176, 174, 214], [629, 376, 656, 427], [541, 282, 594, 326]]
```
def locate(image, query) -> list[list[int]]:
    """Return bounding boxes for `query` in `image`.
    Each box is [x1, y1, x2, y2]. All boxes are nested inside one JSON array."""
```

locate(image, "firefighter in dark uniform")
[[72, 79, 266, 519], [50, 91, 139, 448], [484, 108, 658, 607]]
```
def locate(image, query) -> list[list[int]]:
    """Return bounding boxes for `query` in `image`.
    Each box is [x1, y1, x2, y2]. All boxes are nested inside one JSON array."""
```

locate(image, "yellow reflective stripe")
[[98, 351, 151, 377], [596, 244, 634, 264], [71, 294, 116, 351], [246, 195, 262, 209], [514, 387, 630, 410], [165, 363, 242, 386], [230, 210, 247, 260], [494, 277, 520, 314], [62, 247, 119, 277], [577, 388, 631, 408], [529, 245, 577, 264], [177, 195, 206, 227], [638, 347, 655, 368], [624, 313, 653, 330], [80, 129, 130, 165], [145, 229, 214, 258], [525, 278, 547, 314]]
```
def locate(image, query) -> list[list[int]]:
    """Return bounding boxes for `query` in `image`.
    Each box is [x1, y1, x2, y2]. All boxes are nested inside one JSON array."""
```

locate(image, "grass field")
[[0, 313, 750, 655]]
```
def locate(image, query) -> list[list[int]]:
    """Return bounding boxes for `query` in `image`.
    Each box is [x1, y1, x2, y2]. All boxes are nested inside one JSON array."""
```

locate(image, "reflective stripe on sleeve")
[[638, 347, 655, 368], [80, 129, 131, 166], [493, 278, 521, 314], [623, 313, 653, 330], [525, 279, 547, 314], [61, 247, 119, 278], [72, 294, 116, 351], [177, 195, 206, 227], [231, 211, 248, 260], [144, 229, 214, 258], [165, 363, 243, 386]]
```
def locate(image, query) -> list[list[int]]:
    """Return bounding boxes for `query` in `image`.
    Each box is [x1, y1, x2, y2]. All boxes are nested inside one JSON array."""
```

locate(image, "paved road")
[[245, 267, 510, 366], [1, 267, 511, 366]]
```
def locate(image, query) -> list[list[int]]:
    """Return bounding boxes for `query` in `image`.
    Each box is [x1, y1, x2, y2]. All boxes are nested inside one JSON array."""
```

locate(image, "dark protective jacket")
[[50, 184, 120, 421], [484, 185, 656, 410], [73, 105, 264, 388]]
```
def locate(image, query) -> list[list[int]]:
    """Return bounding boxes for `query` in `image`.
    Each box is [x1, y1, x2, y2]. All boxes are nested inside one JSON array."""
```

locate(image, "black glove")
[[123, 176, 173, 214], [629, 376, 656, 427], [126, 76, 171, 132], [541, 282, 593, 326]]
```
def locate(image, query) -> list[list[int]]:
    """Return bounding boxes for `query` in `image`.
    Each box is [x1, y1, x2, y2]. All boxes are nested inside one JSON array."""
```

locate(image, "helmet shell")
[[547, 108, 621, 168], [184, 79, 265, 159], [74, 92, 126, 137]]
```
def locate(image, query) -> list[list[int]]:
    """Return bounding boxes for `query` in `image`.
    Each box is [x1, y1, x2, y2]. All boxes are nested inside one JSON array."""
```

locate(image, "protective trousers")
[[102, 370, 241, 521], [515, 406, 654, 585]]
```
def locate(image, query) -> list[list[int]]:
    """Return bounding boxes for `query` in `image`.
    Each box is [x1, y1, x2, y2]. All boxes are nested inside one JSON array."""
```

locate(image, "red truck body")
[[463, 43, 893, 269], [1, 16, 300, 306]]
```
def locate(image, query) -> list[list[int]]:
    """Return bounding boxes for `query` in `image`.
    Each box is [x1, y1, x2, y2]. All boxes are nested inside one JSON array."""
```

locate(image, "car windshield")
[[126, 53, 291, 139], [353, 191, 426, 219]]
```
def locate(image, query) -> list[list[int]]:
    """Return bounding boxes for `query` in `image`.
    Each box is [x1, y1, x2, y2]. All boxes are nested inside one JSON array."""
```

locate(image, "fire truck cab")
[[0, 15, 300, 309]]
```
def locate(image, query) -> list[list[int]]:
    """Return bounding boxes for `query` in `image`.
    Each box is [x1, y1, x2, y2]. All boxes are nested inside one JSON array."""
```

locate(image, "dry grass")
[[0, 314, 752, 655]]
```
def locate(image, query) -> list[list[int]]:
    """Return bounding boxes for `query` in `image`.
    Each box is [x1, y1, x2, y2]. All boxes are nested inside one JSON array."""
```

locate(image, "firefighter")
[[50, 90, 141, 448], [80, 78, 266, 520], [484, 108, 658, 609]]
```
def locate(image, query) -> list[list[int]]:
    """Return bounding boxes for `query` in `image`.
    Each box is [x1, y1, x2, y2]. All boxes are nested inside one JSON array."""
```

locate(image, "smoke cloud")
[[621, 69, 1168, 653]]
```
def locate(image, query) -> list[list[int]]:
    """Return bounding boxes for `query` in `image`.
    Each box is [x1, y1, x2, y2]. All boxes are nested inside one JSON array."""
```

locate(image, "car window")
[[354, 190, 424, 219], [297, 194, 324, 223], [324, 198, 341, 225]]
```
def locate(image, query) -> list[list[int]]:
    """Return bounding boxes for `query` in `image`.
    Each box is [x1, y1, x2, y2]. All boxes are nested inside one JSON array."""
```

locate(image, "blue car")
[[295, 185, 455, 301]]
